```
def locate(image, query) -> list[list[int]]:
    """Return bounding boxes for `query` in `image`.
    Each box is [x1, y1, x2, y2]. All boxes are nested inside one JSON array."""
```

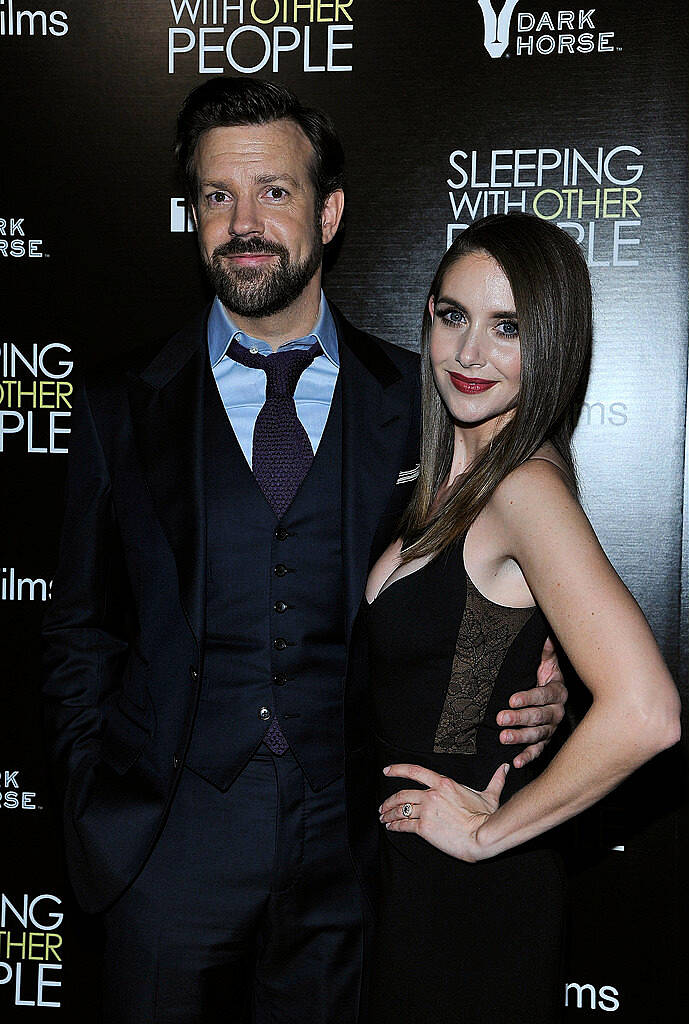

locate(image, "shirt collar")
[[208, 291, 339, 369]]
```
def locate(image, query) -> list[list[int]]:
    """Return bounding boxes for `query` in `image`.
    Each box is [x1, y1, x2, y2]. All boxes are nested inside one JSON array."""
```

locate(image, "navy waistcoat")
[[185, 362, 347, 792]]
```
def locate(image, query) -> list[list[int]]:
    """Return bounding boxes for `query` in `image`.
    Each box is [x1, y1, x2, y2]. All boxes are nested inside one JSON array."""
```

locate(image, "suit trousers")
[[102, 750, 366, 1023]]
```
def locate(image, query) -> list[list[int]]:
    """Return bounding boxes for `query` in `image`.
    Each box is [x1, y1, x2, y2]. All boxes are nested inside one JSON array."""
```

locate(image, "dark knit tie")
[[227, 336, 322, 755], [228, 337, 322, 518]]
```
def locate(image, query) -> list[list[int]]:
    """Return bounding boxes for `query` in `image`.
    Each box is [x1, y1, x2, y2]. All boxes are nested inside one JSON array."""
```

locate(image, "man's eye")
[[208, 191, 229, 204], [266, 187, 287, 200]]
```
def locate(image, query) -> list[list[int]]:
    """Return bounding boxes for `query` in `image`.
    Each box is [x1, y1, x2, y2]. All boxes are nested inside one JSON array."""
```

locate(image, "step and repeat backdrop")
[[2, 1, 688, 1019]]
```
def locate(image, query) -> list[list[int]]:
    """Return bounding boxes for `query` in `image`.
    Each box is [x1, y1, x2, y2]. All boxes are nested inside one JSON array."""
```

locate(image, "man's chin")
[[219, 266, 273, 286], [206, 245, 322, 320], [216, 283, 293, 319]]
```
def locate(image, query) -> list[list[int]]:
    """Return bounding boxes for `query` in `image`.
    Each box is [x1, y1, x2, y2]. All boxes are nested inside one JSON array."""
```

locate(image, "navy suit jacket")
[[42, 303, 420, 913]]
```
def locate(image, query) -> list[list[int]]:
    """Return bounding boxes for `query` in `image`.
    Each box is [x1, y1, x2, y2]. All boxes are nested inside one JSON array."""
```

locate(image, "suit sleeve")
[[42, 375, 130, 800]]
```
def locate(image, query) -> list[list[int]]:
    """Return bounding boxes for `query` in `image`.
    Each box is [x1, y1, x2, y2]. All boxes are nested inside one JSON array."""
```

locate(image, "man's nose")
[[227, 194, 263, 237], [456, 324, 486, 368]]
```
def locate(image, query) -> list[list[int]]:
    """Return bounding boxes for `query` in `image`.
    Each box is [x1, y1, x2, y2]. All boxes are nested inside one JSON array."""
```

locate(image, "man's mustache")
[[212, 238, 289, 260]]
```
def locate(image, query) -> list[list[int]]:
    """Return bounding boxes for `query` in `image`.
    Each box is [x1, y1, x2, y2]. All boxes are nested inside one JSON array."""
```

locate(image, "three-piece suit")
[[42, 301, 420, 1021]]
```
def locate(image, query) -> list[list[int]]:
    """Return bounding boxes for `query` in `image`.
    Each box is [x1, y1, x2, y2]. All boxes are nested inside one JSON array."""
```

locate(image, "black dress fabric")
[[365, 539, 565, 1023]]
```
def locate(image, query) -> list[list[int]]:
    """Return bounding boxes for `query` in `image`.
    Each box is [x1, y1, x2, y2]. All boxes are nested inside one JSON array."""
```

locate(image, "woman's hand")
[[379, 763, 510, 862]]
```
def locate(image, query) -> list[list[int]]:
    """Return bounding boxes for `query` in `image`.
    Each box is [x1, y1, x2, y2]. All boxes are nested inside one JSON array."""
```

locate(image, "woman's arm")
[[380, 460, 681, 861]]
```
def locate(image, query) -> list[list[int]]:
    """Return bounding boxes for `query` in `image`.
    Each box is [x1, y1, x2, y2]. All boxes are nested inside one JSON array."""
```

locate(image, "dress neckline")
[[365, 548, 443, 608]]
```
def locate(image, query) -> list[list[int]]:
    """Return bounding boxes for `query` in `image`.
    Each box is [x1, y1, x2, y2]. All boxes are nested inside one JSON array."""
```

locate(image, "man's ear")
[[321, 189, 345, 245]]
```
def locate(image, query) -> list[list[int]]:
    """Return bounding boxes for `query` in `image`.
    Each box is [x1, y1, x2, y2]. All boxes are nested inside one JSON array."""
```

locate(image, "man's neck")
[[223, 275, 322, 352]]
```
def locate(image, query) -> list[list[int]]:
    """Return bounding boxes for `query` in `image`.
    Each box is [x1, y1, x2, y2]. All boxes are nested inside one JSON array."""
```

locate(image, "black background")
[[1, 1, 687, 1017]]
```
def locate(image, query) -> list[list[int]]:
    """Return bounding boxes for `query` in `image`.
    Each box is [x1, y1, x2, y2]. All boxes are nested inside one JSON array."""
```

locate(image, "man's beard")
[[203, 231, 323, 319]]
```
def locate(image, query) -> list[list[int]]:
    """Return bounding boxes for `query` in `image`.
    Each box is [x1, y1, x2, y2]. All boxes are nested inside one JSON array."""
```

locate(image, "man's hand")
[[497, 636, 567, 768]]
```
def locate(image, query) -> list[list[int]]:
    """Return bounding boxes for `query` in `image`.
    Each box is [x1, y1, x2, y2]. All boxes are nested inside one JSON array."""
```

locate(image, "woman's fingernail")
[[383, 766, 390, 775]]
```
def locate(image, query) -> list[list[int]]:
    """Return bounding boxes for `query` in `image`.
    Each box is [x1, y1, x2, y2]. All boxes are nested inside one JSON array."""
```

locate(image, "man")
[[42, 78, 566, 1023]]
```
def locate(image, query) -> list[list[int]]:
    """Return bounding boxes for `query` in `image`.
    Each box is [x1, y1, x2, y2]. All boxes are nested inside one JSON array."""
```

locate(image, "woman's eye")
[[439, 309, 466, 326], [497, 320, 519, 337]]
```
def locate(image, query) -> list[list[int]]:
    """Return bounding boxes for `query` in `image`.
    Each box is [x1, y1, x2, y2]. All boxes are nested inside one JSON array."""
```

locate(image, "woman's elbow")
[[642, 690, 682, 756], [614, 683, 682, 760], [658, 703, 682, 752]]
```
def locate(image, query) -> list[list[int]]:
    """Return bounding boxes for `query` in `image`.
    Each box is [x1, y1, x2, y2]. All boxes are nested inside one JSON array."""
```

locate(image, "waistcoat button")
[[259, 707, 271, 721], [189, 665, 198, 681], [275, 527, 289, 541], [273, 673, 287, 686], [273, 637, 288, 651], [274, 563, 288, 577], [274, 600, 288, 613]]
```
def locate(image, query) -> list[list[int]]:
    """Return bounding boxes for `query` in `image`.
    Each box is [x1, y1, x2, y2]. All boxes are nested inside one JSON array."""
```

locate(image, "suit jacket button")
[[259, 707, 272, 721], [273, 637, 288, 651], [274, 563, 288, 577], [173, 755, 181, 769], [274, 600, 288, 613], [189, 665, 198, 681]]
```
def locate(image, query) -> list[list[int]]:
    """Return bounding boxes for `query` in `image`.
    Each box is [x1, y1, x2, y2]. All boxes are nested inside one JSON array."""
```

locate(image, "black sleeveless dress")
[[365, 539, 565, 1024]]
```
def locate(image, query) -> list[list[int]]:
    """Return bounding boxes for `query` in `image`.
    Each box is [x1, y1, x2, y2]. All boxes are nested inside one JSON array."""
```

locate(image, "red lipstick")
[[448, 372, 498, 394]]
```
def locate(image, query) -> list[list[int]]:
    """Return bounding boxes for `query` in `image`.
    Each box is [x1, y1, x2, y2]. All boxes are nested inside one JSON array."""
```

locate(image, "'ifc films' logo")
[[0, 1, 68, 36], [477, 1, 618, 58]]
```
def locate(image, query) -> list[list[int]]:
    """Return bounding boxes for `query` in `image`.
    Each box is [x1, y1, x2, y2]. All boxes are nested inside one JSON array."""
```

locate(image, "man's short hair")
[[175, 77, 345, 213]]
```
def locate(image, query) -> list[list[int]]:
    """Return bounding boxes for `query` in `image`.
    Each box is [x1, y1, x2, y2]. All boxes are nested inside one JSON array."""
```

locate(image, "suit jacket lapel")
[[126, 309, 208, 646], [335, 307, 414, 637], [125, 302, 413, 645]]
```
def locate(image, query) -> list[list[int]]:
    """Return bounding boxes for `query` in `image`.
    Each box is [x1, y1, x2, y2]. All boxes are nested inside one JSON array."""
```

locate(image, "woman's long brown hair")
[[400, 212, 592, 561]]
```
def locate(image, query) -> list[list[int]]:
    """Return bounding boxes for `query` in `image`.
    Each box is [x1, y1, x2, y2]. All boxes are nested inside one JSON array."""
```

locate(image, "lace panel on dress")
[[434, 576, 535, 754]]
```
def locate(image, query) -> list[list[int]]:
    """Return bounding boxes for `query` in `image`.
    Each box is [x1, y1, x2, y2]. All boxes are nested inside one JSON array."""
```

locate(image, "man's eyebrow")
[[254, 173, 303, 190], [198, 174, 304, 191]]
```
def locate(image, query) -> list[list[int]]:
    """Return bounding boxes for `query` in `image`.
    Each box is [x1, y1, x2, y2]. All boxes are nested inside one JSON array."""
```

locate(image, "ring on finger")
[[401, 802, 414, 818]]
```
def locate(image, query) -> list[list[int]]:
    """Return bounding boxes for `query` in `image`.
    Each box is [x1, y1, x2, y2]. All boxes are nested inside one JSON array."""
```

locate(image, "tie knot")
[[228, 338, 322, 397]]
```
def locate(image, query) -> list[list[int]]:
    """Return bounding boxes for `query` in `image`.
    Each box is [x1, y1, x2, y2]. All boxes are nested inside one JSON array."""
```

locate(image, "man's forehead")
[[196, 121, 314, 179]]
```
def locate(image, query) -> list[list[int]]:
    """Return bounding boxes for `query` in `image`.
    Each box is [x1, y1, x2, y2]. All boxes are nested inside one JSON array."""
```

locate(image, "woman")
[[363, 213, 680, 1022]]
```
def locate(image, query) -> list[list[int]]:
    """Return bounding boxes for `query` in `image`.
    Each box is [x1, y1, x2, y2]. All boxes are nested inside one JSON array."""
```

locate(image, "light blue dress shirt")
[[208, 293, 340, 467]]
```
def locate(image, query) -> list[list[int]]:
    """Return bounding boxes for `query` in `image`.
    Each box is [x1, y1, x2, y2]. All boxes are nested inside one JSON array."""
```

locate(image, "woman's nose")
[[456, 325, 486, 368]]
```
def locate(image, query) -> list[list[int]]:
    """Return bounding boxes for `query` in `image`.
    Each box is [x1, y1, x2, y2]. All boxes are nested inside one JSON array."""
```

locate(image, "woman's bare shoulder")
[[523, 441, 575, 486], [490, 444, 578, 521]]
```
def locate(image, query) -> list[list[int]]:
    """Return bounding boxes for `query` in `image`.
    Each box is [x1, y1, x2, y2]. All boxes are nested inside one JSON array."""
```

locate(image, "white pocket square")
[[396, 464, 420, 485]]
